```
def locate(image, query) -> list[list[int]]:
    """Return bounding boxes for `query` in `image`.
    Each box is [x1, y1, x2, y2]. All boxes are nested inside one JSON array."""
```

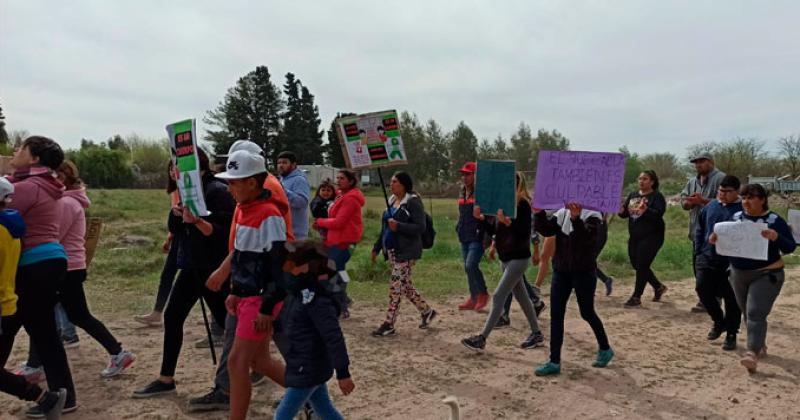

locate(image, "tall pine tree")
[[449, 121, 478, 174], [276, 73, 303, 160], [204, 66, 283, 160], [325, 112, 355, 167], [298, 85, 323, 164]]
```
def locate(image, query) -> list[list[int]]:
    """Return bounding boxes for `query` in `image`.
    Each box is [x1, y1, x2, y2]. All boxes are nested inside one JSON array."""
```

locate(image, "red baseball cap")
[[458, 162, 476, 174]]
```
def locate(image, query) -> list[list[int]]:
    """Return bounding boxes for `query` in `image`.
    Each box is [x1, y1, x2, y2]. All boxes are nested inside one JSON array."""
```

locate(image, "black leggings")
[[549, 270, 610, 364], [0, 369, 45, 402], [28, 270, 122, 367], [154, 242, 179, 313], [0, 259, 76, 406], [160, 267, 228, 377], [629, 234, 664, 298]]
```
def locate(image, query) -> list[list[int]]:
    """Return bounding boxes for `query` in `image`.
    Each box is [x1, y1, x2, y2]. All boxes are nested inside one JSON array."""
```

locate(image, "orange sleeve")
[[229, 205, 240, 253], [263, 175, 294, 241]]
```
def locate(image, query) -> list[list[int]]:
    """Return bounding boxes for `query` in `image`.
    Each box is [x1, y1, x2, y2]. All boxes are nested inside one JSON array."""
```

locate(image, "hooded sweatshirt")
[[280, 168, 310, 240], [0, 208, 25, 317], [7, 166, 67, 266], [59, 189, 91, 271], [316, 188, 365, 247]]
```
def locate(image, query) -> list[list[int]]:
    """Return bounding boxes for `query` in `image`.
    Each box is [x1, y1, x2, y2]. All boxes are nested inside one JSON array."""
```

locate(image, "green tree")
[[510, 122, 535, 172], [325, 112, 355, 167], [640, 152, 682, 180], [276, 73, 303, 159], [423, 119, 451, 182], [778, 135, 800, 177], [0, 100, 8, 146], [619, 146, 644, 189], [204, 66, 283, 161], [531, 128, 570, 175], [297, 85, 324, 164], [69, 142, 134, 188], [449, 121, 478, 173]]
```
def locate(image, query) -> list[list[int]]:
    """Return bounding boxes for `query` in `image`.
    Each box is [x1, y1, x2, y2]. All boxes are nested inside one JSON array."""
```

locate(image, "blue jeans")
[[55, 303, 77, 340], [274, 384, 343, 420], [460, 241, 487, 298]]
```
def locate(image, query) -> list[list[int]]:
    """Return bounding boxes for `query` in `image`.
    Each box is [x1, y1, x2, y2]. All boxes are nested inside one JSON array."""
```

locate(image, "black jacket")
[[618, 191, 666, 239], [309, 196, 332, 219], [168, 173, 235, 271], [484, 200, 532, 262], [455, 189, 484, 243], [534, 209, 601, 273], [373, 194, 426, 261], [284, 293, 351, 388]]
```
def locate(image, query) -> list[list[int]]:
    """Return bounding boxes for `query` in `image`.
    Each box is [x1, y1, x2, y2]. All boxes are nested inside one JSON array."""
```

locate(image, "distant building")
[[298, 164, 339, 188]]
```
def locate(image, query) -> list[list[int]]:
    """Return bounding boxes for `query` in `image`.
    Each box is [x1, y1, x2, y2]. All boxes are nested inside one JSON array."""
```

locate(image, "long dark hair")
[[393, 171, 414, 194], [166, 160, 178, 194], [642, 170, 660, 190]]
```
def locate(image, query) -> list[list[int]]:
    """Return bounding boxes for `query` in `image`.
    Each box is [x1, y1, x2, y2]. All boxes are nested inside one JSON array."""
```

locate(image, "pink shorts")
[[235, 297, 283, 342]]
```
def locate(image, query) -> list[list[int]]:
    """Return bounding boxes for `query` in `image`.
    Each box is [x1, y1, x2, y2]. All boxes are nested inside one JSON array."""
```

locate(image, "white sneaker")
[[15, 363, 45, 384], [101, 350, 136, 378]]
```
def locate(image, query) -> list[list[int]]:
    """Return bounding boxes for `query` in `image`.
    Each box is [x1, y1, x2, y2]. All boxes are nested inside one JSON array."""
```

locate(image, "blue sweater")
[[694, 199, 742, 269], [280, 169, 310, 239], [729, 211, 796, 270]]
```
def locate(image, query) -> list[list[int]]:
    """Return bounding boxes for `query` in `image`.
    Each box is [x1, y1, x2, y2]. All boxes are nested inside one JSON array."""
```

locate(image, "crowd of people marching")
[[0, 136, 796, 419]]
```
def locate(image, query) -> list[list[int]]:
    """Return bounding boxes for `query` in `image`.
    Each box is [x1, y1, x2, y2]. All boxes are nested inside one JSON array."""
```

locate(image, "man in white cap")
[[681, 152, 726, 313]]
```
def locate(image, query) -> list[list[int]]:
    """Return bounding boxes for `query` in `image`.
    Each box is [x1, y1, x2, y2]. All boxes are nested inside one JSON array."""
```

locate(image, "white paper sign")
[[788, 209, 800, 244], [714, 221, 769, 261]]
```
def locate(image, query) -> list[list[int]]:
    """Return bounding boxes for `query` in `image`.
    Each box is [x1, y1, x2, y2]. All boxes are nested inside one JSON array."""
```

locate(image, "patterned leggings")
[[384, 250, 431, 326]]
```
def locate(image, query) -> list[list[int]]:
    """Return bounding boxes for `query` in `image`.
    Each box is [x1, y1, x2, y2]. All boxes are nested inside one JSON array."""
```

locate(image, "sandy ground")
[[2, 270, 799, 420]]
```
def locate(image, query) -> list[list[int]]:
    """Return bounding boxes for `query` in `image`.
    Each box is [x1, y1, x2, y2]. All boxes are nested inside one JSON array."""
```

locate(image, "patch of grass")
[[82, 190, 796, 312]]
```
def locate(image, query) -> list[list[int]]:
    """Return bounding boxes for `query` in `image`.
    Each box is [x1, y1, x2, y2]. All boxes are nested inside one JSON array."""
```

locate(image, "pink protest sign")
[[533, 150, 626, 213]]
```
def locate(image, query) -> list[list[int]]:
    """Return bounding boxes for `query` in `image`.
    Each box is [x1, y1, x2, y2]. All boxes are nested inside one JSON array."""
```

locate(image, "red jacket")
[[316, 188, 365, 247]]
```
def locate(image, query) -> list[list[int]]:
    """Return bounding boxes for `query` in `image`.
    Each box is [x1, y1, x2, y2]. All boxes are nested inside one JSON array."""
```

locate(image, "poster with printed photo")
[[166, 118, 210, 216], [336, 110, 407, 170]]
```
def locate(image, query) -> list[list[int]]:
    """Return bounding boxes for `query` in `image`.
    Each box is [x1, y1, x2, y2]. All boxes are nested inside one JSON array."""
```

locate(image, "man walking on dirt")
[[680, 152, 726, 313]]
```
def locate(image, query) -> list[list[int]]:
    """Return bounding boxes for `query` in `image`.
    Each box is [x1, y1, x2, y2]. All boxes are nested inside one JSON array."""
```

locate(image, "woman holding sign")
[[709, 184, 795, 373], [618, 170, 668, 307], [533, 203, 613, 376], [461, 172, 545, 352]]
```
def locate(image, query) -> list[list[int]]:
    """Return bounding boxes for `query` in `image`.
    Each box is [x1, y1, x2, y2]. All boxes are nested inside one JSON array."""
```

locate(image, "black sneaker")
[[132, 379, 177, 398], [303, 402, 321, 420], [691, 301, 706, 313], [535, 302, 546, 317], [521, 331, 545, 349], [188, 387, 230, 412], [371, 323, 395, 337], [722, 333, 737, 351], [652, 284, 668, 302], [26, 397, 76, 419], [624, 296, 641, 307], [707, 325, 724, 340], [461, 335, 486, 352], [494, 315, 511, 329], [419, 309, 438, 329], [27, 388, 67, 420]]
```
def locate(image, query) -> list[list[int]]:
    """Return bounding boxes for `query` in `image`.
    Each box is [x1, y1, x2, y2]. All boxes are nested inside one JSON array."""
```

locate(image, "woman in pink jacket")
[[313, 169, 365, 318], [23, 160, 135, 382]]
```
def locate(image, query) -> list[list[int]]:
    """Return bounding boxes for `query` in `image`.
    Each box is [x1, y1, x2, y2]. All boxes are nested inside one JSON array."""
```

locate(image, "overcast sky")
[[2, 1, 799, 158]]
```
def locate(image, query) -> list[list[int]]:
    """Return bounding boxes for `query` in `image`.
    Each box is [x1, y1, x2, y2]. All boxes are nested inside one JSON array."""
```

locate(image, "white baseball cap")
[[229, 139, 263, 156], [0, 177, 14, 203], [215, 150, 267, 180]]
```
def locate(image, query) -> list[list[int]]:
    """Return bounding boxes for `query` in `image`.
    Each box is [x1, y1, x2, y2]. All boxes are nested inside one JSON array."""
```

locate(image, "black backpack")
[[422, 212, 436, 249]]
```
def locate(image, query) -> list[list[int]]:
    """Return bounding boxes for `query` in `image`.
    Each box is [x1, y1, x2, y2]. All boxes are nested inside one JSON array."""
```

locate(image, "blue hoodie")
[[694, 199, 743, 270], [0, 209, 26, 240], [280, 168, 310, 239]]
